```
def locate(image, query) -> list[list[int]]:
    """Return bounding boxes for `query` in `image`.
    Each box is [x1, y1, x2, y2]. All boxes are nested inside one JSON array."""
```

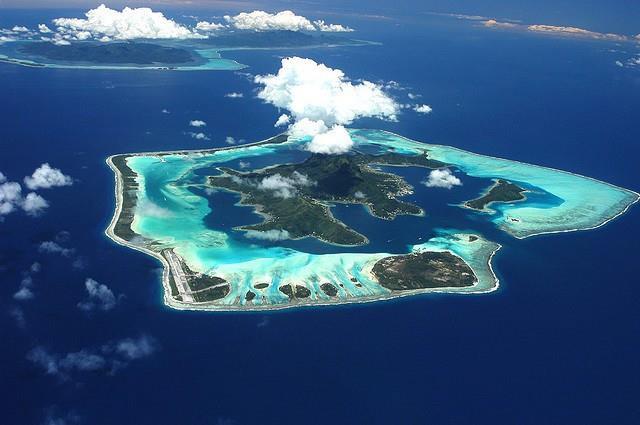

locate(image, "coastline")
[[0, 39, 375, 72], [104, 129, 637, 312], [354, 129, 640, 239]]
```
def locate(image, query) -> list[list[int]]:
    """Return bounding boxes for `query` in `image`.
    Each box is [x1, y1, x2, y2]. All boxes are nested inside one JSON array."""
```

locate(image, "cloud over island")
[[3, 5, 356, 45], [254, 57, 399, 154]]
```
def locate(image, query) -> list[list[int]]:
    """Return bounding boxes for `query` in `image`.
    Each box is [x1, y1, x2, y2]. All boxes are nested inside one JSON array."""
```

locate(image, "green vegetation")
[[192, 285, 230, 302], [111, 155, 139, 242], [278, 284, 312, 300], [20, 42, 195, 65], [465, 179, 526, 211], [320, 283, 338, 297], [245, 291, 256, 302], [372, 251, 477, 290], [205, 30, 355, 48], [208, 151, 445, 245]]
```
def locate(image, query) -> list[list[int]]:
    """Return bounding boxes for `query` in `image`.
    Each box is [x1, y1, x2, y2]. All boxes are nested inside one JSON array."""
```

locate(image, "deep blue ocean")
[[1, 10, 639, 425]]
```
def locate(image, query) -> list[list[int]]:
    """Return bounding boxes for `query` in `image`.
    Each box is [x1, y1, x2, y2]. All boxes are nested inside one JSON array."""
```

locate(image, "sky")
[[0, 0, 638, 34]]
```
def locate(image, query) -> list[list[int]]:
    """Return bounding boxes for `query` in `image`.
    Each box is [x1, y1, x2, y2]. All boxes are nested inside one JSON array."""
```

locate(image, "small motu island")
[[106, 129, 639, 311]]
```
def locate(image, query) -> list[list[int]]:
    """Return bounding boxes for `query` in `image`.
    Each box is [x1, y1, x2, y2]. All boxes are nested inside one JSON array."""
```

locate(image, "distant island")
[[0, 31, 369, 70], [19, 42, 196, 65], [105, 129, 639, 311]]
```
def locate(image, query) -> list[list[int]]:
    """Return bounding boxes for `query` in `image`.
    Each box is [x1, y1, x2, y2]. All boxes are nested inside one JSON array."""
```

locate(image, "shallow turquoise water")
[[123, 130, 638, 308]]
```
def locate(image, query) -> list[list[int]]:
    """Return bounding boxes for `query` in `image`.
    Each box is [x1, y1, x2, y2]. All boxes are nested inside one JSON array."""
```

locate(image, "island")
[[0, 31, 368, 71], [465, 179, 527, 212], [372, 251, 477, 290], [19, 42, 196, 65], [105, 129, 639, 311], [207, 151, 445, 245]]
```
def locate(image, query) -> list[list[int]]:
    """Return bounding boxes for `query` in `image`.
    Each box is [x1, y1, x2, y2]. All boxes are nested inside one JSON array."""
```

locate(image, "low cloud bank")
[[52, 4, 202, 42], [3, 7, 355, 45], [225, 10, 315, 32]]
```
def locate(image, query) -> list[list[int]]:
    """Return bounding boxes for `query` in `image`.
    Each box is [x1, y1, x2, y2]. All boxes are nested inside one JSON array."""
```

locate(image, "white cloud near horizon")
[[7, 7, 354, 46], [222, 10, 353, 33], [423, 169, 462, 189], [52, 4, 203, 41], [313, 20, 354, 32], [195, 21, 226, 32], [224, 10, 315, 32], [255, 57, 398, 153]]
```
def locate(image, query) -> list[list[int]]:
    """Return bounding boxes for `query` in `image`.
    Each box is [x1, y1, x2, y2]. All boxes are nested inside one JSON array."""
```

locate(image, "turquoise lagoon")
[[114, 130, 638, 310]]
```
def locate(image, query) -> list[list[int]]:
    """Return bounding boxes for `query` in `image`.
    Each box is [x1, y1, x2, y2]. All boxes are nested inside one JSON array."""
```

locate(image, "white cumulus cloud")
[[38, 24, 52, 33], [256, 57, 398, 128], [423, 169, 462, 189], [1, 173, 50, 219], [224, 10, 315, 32], [313, 20, 353, 32], [188, 132, 210, 141], [77, 278, 118, 312], [24, 163, 73, 190], [288, 118, 328, 138], [52, 4, 203, 41], [275, 113, 290, 127], [0, 180, 22, 217], [225, 92, 244, 98], [257, 172, 312, 198], [38, 240, 75, 257], [21, 192, 49, 216], [414, 104, 433, 114], [254, 57, 398, 153], [195, 21, 226, 32], [306, 125, 353, 154], [189, 119, 206, 127]]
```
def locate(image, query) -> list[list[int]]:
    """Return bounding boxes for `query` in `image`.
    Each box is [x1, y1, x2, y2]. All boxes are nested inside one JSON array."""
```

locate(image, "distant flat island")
[[19, 42, 196, 65], [106, 129, 639, 311], [0, 31, 369, 70]]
